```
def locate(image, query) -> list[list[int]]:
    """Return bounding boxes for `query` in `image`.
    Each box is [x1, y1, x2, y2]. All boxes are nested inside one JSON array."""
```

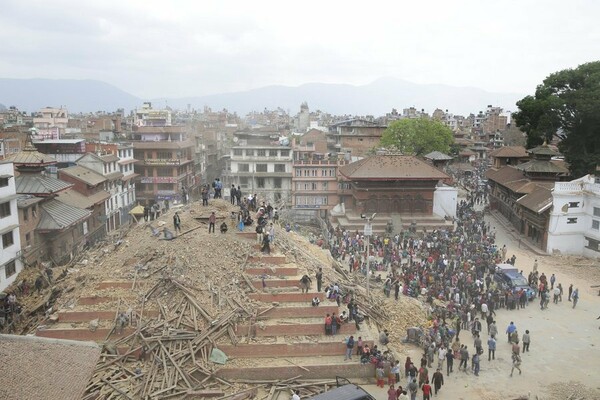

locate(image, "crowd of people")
[[314, 163, 579, 399]]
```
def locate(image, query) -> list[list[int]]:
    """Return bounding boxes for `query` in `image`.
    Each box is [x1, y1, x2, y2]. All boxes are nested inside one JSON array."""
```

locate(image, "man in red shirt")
[[421, 380, 432, 400]]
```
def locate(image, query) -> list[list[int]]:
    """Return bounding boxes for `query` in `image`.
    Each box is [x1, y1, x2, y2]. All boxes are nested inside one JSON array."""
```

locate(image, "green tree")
[[513, 61, 600, 177], [379, 118, 454, 156]]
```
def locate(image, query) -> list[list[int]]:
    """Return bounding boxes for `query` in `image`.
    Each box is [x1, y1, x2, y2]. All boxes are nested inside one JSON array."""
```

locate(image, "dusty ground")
[[362, 212, 600, 400]]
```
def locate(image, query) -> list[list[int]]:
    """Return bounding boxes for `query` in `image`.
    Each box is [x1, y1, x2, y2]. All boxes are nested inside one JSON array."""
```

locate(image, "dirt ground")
[[362, 212, 600, 400]]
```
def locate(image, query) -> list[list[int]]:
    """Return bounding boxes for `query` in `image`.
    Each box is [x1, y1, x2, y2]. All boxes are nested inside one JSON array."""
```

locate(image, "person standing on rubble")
[[208, 211, 216, 234], [173, 212, 181, 234]]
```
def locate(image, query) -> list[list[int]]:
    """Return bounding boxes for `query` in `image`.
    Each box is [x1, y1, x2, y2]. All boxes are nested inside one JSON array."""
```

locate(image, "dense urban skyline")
[[0, 0, 598, 99]]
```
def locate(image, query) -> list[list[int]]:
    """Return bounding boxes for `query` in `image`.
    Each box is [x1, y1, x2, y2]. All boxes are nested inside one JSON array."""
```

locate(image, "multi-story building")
[[33, 107, 69, 139], [291, 129, 348, 216], [8, 142, 91, 266], [229, 130, 292, 205], [546, 173, 600, 257], [31, 138, 86, 170], [74, 153, 125, 232], [327, 119, 387, 157], [131, 104, 195, 206], [0, 161, 23, 291]]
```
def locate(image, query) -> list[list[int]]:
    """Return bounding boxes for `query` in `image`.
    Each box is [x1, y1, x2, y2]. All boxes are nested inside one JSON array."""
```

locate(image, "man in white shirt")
[[480, 302, 488, 319], [291, 389, 301, 400]]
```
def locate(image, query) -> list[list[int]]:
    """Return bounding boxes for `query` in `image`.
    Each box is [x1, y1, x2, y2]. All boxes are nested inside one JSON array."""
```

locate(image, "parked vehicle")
[[494, 264, 537, 300]]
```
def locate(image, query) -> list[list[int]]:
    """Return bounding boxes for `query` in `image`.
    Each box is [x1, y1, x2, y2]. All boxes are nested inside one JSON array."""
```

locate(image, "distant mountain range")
[[0, 77, 524, 116]]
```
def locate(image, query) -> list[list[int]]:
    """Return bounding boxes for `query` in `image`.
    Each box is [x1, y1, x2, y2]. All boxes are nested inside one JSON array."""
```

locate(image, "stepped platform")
[[249, 292, 323, 303], [252, 279, 300, 289], [257, 305, 339, 319], [236, 322, 356, 337], [218, 340, 374, 358], [36, 327, 135, 342], [247, 255, 287, 264], [96, 281, 138, 290], [245, 266, 298, 276], [216, 362, 374, 381], [78, 297, 117, 306], [333, 211, 453, 234], [58, 310, 159, 323]]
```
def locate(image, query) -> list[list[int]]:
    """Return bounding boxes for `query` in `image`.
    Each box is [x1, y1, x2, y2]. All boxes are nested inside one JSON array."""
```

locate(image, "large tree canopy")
[[379, 118, 454, 156], [513, 61, 600, 177]]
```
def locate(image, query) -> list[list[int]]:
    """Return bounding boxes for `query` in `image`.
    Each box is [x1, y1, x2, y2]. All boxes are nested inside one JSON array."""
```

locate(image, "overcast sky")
[[0, 0, 598, 99]]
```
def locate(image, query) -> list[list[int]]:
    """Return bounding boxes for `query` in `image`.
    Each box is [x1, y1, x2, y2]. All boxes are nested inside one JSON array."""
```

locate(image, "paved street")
[[363, 211, 600, 400]]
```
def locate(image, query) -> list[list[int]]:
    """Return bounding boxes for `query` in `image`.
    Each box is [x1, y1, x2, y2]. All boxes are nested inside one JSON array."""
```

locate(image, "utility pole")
[[363, 214, 375, 297]]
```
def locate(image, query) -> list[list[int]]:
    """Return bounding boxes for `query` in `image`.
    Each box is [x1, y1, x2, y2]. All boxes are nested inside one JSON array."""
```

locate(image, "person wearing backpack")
[[345, 335, 355, 360], [255, 224, 263, 244]]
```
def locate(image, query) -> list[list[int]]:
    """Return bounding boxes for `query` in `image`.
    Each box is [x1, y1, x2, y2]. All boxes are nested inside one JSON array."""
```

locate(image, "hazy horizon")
[[0, 0, 598, 100]]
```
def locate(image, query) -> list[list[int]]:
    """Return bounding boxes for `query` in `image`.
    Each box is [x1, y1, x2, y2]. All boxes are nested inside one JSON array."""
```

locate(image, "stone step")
[[78, 297, 117, 306], [252, 279, 300, 289], [96, 281, 136, 290], [236, 232, 257, 239], [218, 340, 374, 358], [257, 305, 339, 319], [235, 322, 357, 337], [216, 363, 375, 381], [245, 267, 298, 276], [58, 310, 159, 323], [36, 327, 136, 342], [249, 292, 324, 303], [247, 255, 287, 264]]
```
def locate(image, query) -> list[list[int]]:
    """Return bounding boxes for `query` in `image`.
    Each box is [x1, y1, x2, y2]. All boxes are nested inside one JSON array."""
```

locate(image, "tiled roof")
[[60, 165, 107, 186], [516, 160, 569, 174], [516, 185, 553, 213], [459, 150, 476, 156], [57, 188, 110, 209], [338, 154, 449, 180], [424, 151, 453, 161], [0, 334, 100, 400], [489, 146, 528, 158], [38, 199, 91, 231], [15, 175, 72, 195], [527, 144, 559, 156], [486, 166, 524, 183]]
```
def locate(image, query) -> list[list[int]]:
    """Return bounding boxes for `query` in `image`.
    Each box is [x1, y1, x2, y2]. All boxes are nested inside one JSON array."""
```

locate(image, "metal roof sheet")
[[56, 188, 111, 209], [15, 175, 72, 195], [60, 165, 107, 186], [38, 199, 90, 231]]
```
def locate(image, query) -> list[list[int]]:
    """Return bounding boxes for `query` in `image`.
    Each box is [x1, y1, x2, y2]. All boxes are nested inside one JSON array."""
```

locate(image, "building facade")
[[229, 130, 292, 205], [0, 161, 23, 291], [131, 104, 195, 205], [547, 174, 600, 257]]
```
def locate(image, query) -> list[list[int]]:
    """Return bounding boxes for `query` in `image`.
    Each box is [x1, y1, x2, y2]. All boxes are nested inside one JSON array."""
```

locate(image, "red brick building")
[[338, 154, 449, 214]]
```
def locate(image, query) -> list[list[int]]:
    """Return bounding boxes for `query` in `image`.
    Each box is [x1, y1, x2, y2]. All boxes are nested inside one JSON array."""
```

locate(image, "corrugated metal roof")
[[99, 154, 119, 162], [57, 188, 110, 209], [38, 199, 90, 231], [60, 165, 106, 186], [339, 154, 448, 180], [15, 175, 72, 195], [17, 195, 44, 208]]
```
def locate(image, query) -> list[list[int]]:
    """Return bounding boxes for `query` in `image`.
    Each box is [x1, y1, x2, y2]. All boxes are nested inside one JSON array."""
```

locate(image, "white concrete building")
[[117, 143, 138, 222], [229, 131, 293, 205], [546, 174, 600, 257], [0, 161, 23, 291], [76, 153, 125, 232]]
